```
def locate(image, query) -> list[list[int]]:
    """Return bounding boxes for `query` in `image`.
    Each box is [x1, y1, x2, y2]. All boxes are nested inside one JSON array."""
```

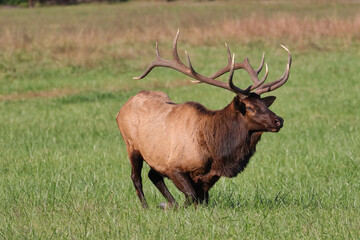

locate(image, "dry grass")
[[220, 15, 360, 47], [2, 13, 360, 45], [1, 1, 360, 68]]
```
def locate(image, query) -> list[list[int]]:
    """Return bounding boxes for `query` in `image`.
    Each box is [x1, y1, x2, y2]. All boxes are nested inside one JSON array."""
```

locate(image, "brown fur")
[[117, 90, 283, 207]]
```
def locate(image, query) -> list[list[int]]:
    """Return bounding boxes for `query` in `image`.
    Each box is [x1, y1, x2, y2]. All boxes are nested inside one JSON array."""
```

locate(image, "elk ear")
[[234, 96, 246, 116], [262, 96, 276, 107]]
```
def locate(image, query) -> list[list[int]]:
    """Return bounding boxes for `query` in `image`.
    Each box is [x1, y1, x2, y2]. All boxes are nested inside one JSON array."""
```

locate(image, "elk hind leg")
[[129, 150, 148, 208], [169, 171, 197, 206], [148, 169, 177, 209]]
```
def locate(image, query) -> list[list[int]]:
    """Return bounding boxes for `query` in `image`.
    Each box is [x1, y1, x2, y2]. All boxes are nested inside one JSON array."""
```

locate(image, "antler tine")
[[228, 54, 251, 95], [186, 50, 202, 84], [243, 57, 268, 89], [172, 29, 187, 68], [254, 45, 292, 95], [228, 54, 236, 89], [209, 43, 232, 79], [185, 49, 250, 95], [250, 62, 268, 90], [185, 50, 196, 75], [133, 42, 166, 80], [255, 52, 265, 74], [225, 43, 232, 63], [133, 29, 185, 80], [208, 48, 268, 93]]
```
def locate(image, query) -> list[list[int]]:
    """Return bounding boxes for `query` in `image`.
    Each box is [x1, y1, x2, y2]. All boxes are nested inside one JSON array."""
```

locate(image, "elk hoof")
[[158, 202, 177, 210], [158, 202, 170, 210]]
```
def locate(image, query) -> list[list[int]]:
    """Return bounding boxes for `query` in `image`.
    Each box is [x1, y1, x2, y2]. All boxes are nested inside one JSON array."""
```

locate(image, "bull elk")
[[117, 30, 291, 209]]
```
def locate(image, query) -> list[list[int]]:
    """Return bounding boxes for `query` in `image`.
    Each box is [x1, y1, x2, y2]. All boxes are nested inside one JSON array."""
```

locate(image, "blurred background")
[[1, 0, 359, 239]]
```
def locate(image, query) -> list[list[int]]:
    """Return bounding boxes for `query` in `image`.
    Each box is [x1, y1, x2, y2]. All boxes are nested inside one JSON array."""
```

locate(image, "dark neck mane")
[[196, 100, 263, 178]]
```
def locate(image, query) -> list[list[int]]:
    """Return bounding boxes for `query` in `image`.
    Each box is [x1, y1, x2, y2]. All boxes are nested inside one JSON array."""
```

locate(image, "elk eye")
[[246, 106, 255, 113]]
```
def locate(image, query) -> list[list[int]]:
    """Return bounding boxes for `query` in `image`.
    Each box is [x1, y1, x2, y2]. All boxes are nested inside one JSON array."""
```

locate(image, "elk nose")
[[274, 117, 284, 128]]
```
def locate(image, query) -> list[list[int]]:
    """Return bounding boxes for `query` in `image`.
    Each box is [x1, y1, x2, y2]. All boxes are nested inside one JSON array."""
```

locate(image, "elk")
[[116, 30, 291, 209]]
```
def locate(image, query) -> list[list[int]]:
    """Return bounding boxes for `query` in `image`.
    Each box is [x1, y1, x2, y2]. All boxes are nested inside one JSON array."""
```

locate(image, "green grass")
[[1, 1, 360, 239]]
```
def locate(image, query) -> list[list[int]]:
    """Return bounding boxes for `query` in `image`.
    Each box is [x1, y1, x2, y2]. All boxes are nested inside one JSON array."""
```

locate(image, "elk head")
[[134, 30, 291, 133], [234, 93, 283, 132]]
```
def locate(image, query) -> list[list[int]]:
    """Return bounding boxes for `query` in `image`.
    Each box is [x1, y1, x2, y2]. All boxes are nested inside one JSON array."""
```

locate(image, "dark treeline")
[[0, 0, 129, 7], [0, 0, 196, 7]]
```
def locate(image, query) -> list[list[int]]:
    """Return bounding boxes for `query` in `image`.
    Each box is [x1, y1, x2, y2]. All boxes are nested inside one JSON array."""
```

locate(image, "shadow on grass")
[[207, 186, 321, 211]]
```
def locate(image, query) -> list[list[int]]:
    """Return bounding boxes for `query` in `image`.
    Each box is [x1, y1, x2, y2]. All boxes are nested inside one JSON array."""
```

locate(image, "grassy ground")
[[1, 1, 360, 239]]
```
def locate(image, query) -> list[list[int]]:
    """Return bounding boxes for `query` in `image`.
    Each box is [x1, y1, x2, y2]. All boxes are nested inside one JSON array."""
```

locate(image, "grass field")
[[1, 1, 360, 239]]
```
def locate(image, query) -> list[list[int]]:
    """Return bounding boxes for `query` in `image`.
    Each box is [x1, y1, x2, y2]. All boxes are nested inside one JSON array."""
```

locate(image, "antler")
[[208, 44, 291, 95], [208, 44, 269, 91], [134, 30, 292, 96], [253, 45, 292, 95], [135, 30, 259, 96]]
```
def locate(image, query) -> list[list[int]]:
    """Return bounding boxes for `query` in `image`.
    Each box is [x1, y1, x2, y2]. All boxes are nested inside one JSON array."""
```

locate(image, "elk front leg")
[[148, 169, 178, 209], [129, 150, 148, 208], [169, 171, 197, 206], [194, 187, 209, 204], [194, 174, 220, 204]]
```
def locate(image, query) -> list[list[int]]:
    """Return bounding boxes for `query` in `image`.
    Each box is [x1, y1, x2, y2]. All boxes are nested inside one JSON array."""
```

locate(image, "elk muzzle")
[[272, 116, 284, 131]]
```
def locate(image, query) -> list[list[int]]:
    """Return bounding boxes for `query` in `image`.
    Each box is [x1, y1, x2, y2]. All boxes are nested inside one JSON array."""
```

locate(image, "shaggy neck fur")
[[197, 100, 263, 178]]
